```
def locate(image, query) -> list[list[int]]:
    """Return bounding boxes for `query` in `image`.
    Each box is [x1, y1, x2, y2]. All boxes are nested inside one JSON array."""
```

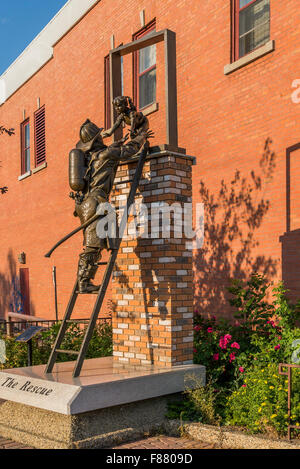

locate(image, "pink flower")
[[267, 320, 276, 328], [239, 367, 245, 373], [242, 384, 247, 388], [219, 334, 232, 349], [219, 337, 227, 349], [194, 325, 201, 332], [211, 315, 217, 321], [231, 342, 240, 349], [207, 327, 213, 333], [274, 344, 281, 351], [213, 353, 219, 361], [193, 348, 197, 354], [229, 352, 236, 363]]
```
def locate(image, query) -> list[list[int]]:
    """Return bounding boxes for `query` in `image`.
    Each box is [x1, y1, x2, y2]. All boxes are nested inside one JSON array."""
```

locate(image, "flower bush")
[[172, 273, 300, 436], [225, 362, 300, 435]]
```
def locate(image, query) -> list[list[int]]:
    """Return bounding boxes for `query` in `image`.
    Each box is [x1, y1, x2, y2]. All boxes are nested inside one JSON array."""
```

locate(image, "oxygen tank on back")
[[69, 149, 87, 192]]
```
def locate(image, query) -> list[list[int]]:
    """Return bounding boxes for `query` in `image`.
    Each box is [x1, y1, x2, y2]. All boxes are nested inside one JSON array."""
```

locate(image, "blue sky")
[[0, 1, 67, 75]]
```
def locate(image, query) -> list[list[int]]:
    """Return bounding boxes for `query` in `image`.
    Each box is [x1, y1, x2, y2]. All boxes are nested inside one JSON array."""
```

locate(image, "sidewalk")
[[0, 437, 35, 449], [0, 435, 215, 450], [112, 436, 216, 449]]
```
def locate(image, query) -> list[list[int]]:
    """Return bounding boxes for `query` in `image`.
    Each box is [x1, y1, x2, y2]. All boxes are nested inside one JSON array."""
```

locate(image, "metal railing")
[[279, 363, 300, 440], [0, 313, 111, 337]]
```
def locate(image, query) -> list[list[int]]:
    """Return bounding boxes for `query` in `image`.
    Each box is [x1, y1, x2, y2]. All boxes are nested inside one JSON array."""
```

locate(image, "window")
[[233, 0, 270, 60], [133, 20, 156, 110], [34, 106, 46, 167], [21, 119, 30, 175]]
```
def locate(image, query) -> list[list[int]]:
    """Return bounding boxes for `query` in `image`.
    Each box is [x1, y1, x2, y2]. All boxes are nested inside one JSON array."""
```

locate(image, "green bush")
[[0, 321, 112, 369], [172, 274, 300, 437], [225, 362, 300, 436], [0, 336, 29, 369], [166, 376, 221, 425]]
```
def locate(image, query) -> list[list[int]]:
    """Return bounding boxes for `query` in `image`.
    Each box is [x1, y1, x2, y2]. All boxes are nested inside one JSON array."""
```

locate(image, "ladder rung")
[[114, 179, 133, 185], [76, 290, 99, 294], [55, 349, 80, 355], [65, 320, 88, 324], [97, 262, 108, 265]]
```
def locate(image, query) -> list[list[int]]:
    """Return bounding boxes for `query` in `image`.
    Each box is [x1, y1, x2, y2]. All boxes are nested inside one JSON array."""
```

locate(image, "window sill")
[[32, 161, 47, 174], [224, 40, 275, 75], [140, 102, 159, 117], [18, 171, 31, 181]]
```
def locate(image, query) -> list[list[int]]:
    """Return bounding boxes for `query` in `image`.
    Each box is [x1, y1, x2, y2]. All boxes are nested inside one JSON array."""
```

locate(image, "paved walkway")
[[112, 436, 216, 449], [0, 435, 215, 450], [0, 437, 35, 449]]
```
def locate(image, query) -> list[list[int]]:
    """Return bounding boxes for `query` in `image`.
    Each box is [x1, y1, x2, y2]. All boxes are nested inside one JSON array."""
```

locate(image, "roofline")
[[0, 0, 100, 105]]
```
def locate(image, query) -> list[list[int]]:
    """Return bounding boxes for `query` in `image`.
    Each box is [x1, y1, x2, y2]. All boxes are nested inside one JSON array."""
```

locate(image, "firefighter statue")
[[68, 118, 152, 293]]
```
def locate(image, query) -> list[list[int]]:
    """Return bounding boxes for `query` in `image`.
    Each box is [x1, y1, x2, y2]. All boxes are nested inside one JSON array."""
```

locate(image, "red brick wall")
[[0, 0, 299, 320]]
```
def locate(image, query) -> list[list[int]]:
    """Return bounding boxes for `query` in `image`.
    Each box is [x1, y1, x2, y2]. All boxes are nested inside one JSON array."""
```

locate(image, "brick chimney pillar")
[[111, 149, 194, 367]]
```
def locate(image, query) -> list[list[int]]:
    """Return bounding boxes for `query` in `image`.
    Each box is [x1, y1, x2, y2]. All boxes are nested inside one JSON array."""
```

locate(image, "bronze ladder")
[[45, 143, 149, 378]]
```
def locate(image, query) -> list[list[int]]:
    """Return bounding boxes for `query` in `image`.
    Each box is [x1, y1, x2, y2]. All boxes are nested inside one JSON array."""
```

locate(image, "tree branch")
[[0, 126, 15, 136], [0, 125, 14, 195]]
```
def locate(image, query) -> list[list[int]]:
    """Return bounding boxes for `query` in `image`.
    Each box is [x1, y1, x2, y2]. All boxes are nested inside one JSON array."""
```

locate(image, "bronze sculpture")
[[67, 103, 152, 293], [45, 98, 152, 376], [102, 96, 149, 140]]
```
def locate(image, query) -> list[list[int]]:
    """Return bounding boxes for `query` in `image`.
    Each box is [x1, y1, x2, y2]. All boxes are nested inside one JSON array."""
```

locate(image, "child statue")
[[102, 96, 149, 140]]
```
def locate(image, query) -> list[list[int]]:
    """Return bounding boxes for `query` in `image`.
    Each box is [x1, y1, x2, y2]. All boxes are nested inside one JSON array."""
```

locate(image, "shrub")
[[225, 363, 300, 436], [182, 274, 300, 436], [0, 321, 112, 369], [185, 376, 222, 426], [166, 376, 222, 425]]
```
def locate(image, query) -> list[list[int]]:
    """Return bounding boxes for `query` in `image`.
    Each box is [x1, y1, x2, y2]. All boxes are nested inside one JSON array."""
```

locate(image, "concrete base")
[[0, 396, 172, 449], [0, 357, 205, 449]]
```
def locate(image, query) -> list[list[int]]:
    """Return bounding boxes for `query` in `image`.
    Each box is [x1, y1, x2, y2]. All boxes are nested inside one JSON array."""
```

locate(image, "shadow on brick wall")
[[193, 137, 278, 318], [0, 249, 35, 319]]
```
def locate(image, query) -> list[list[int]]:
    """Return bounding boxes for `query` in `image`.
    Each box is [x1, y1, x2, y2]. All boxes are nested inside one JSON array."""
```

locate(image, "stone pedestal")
[[111, 149, 195, 367], [0, 357, 205, 448]]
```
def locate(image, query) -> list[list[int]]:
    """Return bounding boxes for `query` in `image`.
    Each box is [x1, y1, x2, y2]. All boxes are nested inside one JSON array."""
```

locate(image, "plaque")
[[15, 326, 45, 343]]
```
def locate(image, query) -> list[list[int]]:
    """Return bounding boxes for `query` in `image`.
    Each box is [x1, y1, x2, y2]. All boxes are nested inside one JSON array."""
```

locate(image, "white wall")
[[0, 0, 99, 105]]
